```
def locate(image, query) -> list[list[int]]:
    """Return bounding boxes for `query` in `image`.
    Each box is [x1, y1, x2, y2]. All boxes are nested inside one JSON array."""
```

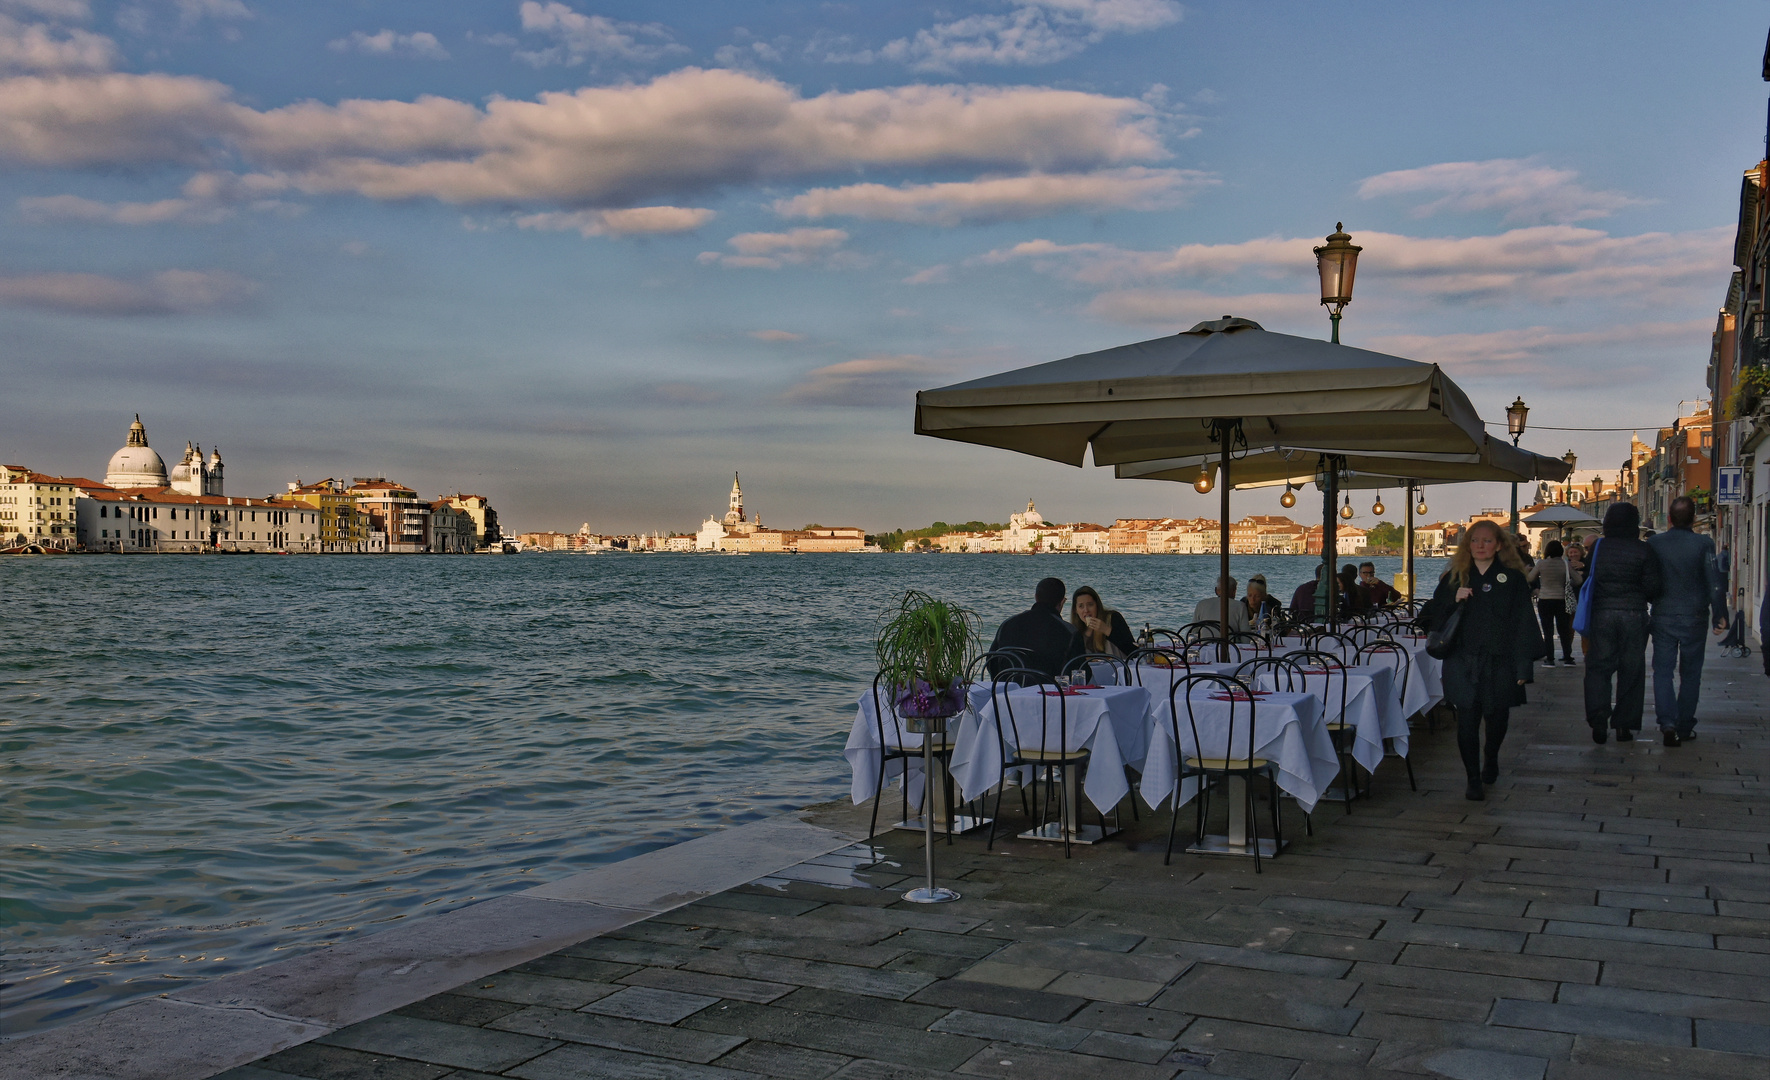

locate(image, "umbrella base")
[[1186, 835, 1284, 859], [1017, 821, 1118, 845]]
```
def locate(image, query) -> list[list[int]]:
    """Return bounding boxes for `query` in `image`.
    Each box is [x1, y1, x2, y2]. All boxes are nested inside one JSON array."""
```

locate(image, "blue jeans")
[[1651, 615, 1707, 734]]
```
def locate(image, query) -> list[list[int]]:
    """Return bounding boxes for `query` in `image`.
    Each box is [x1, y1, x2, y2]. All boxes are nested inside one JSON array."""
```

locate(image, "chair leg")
[[1246, 772, 1262, 874], [1124, 765, 1141, 820], [1268, 772, 1283, 849], [1402, 745, 1417, 792], [986, 778, 1006, 850], [868, 762, 886, 842], [1164, 787, 1180, 865]]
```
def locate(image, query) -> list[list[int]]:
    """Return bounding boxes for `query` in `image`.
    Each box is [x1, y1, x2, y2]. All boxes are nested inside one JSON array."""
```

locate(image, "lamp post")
[[1561, 449, 1578, 504], [1506, 396, 1529, 533], [1314, 224, 1362, 344]]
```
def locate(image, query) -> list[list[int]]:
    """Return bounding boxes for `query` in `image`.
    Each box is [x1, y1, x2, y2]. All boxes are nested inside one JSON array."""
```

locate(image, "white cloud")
[[516, 1, 684, 66], [513, 204, 715, 237], [749, 329, 804, 341], [0, 12, 115, 72], [17, 170, 289, 224], [880, 0, 1180, 70], [983, 225, 1733, 303], [699, 227, 848, 269], [1358, 158, 1648, 225], [0, 72, 236, 166], [0, 267, 254, 314], [902, 265, 951, 285], [328, 29, 450, 60], [1364, 320, 1711, 378], [1083, 288, 1317, 326], [784, 355, 945, 405], [775, 167, 1212, 225]]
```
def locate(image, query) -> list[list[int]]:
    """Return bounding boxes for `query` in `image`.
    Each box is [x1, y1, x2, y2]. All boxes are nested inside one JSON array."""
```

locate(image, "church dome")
[[105, 415, 168, 488]]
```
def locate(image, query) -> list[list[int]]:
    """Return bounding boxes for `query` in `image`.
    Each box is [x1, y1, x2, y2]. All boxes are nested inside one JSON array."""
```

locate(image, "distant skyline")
[[1, 1, 1763, 532]]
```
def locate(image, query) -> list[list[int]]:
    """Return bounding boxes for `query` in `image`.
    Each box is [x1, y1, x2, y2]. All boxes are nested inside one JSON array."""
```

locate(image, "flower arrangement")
[[875, 590, 980, 720]]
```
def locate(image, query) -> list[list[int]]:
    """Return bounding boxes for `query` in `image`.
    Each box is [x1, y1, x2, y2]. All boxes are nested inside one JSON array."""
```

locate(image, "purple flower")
[[894, 679, 967, 718]]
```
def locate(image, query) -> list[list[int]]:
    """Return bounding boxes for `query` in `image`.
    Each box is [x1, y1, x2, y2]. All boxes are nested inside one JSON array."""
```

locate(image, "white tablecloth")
[[1140, 689, 1339, 813], [950, 684, 1151, 814], [1261, 664, 1402, 774], [845, 684, 992, 806], [1280, 636, 1443, 719]]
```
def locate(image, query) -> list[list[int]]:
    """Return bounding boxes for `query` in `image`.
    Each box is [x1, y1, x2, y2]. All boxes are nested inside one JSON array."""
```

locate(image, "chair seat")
[[886, 739, 953, 753], [1185, 756, 1269, 770], [1013, 747, 1089, 763]]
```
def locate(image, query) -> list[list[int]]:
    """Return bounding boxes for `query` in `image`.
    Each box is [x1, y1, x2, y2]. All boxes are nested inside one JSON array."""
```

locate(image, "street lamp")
[[1314, 223, 1362, 344], [1561, 449, 1577, 503], [1506, 396, 1529, 531]]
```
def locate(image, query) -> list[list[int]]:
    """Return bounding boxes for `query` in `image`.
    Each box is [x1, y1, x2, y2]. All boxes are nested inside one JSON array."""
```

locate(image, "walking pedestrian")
[[1527, 539, 1580, 665], [1647, 496, 1727, 746], [1420, 520, 1543, 801], [1582, 503, 1662, 743]]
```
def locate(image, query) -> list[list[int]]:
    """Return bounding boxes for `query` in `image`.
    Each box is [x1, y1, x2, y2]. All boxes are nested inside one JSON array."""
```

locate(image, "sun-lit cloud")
[[699, 227, 848, 269], [0, 267, 255, 314], [513, 205, 715, 237], [0, 72, 237, 166], [328, 29, 450, 60], [0, 11, 114, 72], [516, 1, 685, 66], [774, 167, 1212, 225], [902, 265, 951, 285], [1365, 320, 1711, 377], [784, 354, 947, 405], [1358, 158, 1648, 225], [17, 169, 288, 224], [749, 329, 804, 341], [878, 0, 1181, 70]]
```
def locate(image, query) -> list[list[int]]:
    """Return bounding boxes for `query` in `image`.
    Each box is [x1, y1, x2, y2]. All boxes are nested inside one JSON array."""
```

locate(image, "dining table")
[[845, 683, 994, 832]]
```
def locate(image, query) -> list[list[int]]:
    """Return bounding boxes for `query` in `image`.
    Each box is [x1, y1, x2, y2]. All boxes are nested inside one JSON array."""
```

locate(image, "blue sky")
[[0, 0, 1764, 533]]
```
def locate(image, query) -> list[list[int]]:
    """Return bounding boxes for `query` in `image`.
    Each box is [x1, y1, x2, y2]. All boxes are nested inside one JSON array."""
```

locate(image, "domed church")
[[103, 415, 222, 496]]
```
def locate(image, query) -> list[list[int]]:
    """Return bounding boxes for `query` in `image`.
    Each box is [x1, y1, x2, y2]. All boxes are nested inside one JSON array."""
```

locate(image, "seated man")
[[1192, 576, 1252, 634], [987, 576, 1082, 680], [1357, 561, 1402, 607]]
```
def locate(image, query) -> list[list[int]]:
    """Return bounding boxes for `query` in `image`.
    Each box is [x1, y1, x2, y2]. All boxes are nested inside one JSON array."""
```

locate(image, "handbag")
[[1425, 601, 1464, 659], [1571, 540, 1600, 636], [1561, 557, 1578, 606]]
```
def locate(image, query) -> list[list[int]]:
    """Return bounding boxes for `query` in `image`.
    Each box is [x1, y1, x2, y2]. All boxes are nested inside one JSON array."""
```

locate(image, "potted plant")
[[876, 589, 981, 732]]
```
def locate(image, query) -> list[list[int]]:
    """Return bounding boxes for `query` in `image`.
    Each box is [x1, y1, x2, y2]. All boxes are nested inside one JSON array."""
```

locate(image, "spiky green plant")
[[875, 590, 981, 716]]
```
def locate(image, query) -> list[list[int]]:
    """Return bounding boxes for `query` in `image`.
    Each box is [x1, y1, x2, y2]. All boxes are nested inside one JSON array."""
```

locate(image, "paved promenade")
[[149, 657, 1770, 1077]]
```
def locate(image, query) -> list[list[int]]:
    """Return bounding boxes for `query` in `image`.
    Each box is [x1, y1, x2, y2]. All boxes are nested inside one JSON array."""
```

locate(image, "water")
[[0, 551, 1441, 1038]]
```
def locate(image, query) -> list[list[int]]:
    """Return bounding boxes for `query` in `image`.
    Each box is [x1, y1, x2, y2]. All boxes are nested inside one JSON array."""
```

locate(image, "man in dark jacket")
[[987, 577, 1082, 680], [1647, 496, 1727, 746], [1583, 503, 1663, 742]]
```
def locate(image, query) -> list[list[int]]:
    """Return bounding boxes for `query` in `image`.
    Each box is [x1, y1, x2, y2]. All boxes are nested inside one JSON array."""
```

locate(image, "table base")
[[892, 814, 990, 834], [902, 885, 961, 904], [1320, 782, 1364, 803], [1017, 821, 1119, 845], [1185, 834, 1284, 858]]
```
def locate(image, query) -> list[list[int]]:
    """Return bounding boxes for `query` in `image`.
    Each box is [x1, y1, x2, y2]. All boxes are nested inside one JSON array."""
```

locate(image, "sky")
[[0, 0, 1765, 534]]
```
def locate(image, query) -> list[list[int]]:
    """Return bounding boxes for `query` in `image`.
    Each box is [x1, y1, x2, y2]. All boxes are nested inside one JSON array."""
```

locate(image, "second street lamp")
[[1506, 396, 1529, 532], [1314, 223, 1362, 344], [1561, 449, 1578, 503]]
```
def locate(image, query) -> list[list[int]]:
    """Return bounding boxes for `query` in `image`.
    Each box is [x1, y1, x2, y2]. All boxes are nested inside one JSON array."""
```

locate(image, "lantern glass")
[[1314, 223, 1361, 307], [1193, 464, 1213, 494], [1279, 485, 1296, 508], [1562, 449, 1577, 471], [1339, 493, 1354, 520], [1506, 396, 1529, 438], [1416, 500, 1429, 515], [1372, 495, 1386, 516]]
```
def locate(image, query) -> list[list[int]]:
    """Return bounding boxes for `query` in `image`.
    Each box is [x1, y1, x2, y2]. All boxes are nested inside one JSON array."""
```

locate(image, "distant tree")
[[1365, 522, 1404, 548]]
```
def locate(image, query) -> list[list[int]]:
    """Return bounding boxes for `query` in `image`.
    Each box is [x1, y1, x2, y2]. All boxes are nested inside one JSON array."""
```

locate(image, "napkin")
[[1068, 684, 1103, 690], [1207, 692, 1263, 702], [1040, 689, 1088, 697]]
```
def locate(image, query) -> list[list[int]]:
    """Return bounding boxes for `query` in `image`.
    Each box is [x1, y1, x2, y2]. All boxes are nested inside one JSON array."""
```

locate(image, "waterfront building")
[[448, 494, 499, 549], [77, 490, 321, 552], [1301, 524, 1367, 556], [102, 415, 224, 496], [0, 466, 111, 548], [427, 500, 476, 553], [1065, 524, 1110, 553], [349, 478, 429, 553], [517, 531, 574, 550], [789, 526, 866, 552], [284, 479, 367, 551]]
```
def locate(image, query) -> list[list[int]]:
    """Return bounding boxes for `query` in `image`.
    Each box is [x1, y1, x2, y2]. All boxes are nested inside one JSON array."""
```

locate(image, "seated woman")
[[1070, 586, 1136, 659]]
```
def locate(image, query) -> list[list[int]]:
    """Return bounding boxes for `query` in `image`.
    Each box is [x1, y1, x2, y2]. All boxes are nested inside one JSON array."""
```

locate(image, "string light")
[[1193, 464, 1213, 494], [1416, 498, 1429, 516], [1371, 492, 1386, 516], [1279, 483, 1296, 509], [1340, 492, 1354, 520]]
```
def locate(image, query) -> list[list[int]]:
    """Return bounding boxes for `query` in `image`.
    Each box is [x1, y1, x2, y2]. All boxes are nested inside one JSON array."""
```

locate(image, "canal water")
[[0, 551, 1443, 1036]]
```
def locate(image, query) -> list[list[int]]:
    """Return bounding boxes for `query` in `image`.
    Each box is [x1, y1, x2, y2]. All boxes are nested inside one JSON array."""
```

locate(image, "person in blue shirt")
[[1647, 496, 1727, 746]]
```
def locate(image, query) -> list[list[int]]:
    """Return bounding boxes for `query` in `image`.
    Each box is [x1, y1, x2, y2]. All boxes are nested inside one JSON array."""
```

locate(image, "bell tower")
[[724, 473, 744, 526]]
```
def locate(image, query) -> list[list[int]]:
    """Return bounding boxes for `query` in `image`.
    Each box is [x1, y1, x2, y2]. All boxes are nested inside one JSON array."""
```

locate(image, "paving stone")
[[1136, 937, 1351, 978], [582, 986, 720, 1024], [1415, 1047, 1546, 1080], [1396, 943, 1598, 984], [1045, 971, 1169, 1004], [954, 959, 1061, 990], [1570, 1034, 1768, 1080], [506, 1042, 767, 1080], [1346, 983, 1491, 1023], [1634, 910, 1770, 940], [1177, 1016, 1377, 1064], [699, 930, 911, 968], [771, 986, 951, 1030], [619, 965, 796, 1003], [684, 949, 937, 1000], [451, 971, 622, 1010], [886, 928, 1006, 958], [690, 891, 826, 918], [490, 1006, 746, 1064], [1193, 1047, 1303, 1079], [1403, 891, 1529, 917], [1596, 891, 1718, 915], [253, 1042, 455, 1080], [394, 992, 527, 1028], [1601, 960, 1770, 1004], [712, 1040, 852, 1080], [930, 1009, 1089, 1050], [320, 1014, 560, 1072], [1348, 961, 1557, 1004], [827, 1061, 966, 1080], [1279, 932, 1404, 965], [908, 977, 1088, 1023], [953, 1041, 1184, 1079], [1552, 982, 1770, 1026], [1414, 909, 1546, 934], [1063, 1001, 1191, 1040], [1375, 921, 1529, 952], [682, 1000, 986, 1070], [559, 938, 707, 969], [885, 949, 977, 978], [990, 940, 1190, 983], [1694, 1018, 1770, 1055], [1489, 998, 1690, 1046], [1525, 934, 1758, 974], [1520, 902, 1629, 926], [1073, 1029, 1176, 1064], [210, 1068, 310, 1080]]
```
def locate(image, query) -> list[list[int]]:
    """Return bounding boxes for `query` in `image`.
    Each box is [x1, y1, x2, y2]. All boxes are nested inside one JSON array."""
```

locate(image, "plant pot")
[[894, 681, 968, 732]]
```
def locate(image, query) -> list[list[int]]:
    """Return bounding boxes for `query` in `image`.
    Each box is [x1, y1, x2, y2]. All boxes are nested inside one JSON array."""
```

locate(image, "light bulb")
[[1279, 485, 1296, 509], [1416, 500, 1428, 516], [1340, 493, 1354, 520], [1193, 465, 1213, 494], [1372, 494, 1386, 516]]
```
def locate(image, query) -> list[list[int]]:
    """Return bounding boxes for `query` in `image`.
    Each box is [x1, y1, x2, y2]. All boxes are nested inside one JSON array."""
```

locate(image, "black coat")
[[1585, 536, 1662, 613], [1075, 610, 1136, 658], [987, 604, 1082, 679], [1422, 560, 1543, 712]]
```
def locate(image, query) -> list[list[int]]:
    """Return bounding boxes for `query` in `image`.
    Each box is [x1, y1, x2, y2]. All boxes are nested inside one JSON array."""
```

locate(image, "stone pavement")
[[219, 654, 1769, 1080]]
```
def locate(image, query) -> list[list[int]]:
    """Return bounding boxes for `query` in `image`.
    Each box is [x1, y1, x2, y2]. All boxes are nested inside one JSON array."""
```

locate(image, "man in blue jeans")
[[1647, 496, 1727, 747]]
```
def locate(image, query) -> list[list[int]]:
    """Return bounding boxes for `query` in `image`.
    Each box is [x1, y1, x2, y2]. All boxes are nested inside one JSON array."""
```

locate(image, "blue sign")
[[1717, 465, 1743, 505]]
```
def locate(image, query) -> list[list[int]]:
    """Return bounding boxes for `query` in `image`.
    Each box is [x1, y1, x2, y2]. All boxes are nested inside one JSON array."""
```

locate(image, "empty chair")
[[1162, 672, 1285, 871], [986, 667, 1099, 858], [1286, 648, 1358, 812], [1357, 639, 1417, 792], [865, 670, 957, 841]]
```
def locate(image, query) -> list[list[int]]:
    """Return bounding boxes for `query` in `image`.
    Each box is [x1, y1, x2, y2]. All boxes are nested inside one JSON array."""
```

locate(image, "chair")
[[1302, 628, 1351, 655], [1286, 648, 1357, 813], [865, 671, 958, 841], [1232, 655, 1314, 838], [985, 667, 1100, 858], [1163, 672, 1284, 871], [1179, 620, 1226, 643], [1344, 624, 1390, 648], [973, 647, 1032, 685], [1144, 628, 1183, 648], [1356, 640, 1417, 792], [1065, 652, 1128, 686]]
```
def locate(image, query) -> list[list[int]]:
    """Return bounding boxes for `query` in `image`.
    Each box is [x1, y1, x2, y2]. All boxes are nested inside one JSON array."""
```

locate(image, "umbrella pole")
[[1404, 482, 1416, 603], [1219, 434, 1231, 662], [1323, 458, 1339, 627]]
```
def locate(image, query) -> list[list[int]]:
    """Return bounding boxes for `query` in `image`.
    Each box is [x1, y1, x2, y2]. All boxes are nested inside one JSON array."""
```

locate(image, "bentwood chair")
[[986, 666, 1100, 858], [1179, 621, 1226, 643], [1165, 672, 1284, 872], [865, 670, 958, 842], [1145, 628, 1183, 649], [1286, 648, 1357, 812], [1344, 624, 1390, 649], [1232, 655, 1314, 837], [1356, 640, 1418, 792]]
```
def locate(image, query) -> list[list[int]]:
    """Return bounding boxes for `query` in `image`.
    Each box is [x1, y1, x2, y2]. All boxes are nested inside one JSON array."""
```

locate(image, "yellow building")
[[447, 493, 498, 548], [1, 465, 110, 548], [284, 478, 367, 551]]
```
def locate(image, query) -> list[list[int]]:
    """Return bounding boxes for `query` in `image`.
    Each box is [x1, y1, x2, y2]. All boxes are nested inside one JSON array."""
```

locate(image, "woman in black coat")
[[1421, 519, 1543, 800], [1582, 502, 1662, 742]]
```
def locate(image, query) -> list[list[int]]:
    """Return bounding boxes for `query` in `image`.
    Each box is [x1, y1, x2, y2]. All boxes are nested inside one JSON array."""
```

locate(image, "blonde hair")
[[1069, 586, 1116, 652], [1448, 519, 1525, 586]]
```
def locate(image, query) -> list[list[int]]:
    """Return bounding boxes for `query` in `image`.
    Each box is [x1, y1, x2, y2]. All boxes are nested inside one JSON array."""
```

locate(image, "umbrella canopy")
[[915, 317, 1492, 469], [1114, 433, 1571, 488], [1522, 504, 1601, 526]]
